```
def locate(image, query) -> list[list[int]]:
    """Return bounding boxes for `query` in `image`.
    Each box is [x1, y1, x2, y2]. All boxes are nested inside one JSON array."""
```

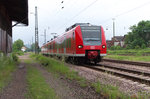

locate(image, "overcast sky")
[[13, 0, 150, 46]]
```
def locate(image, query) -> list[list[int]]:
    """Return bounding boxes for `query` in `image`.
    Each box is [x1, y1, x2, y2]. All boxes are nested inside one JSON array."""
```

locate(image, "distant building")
[[106, 40, 113, 49], [21, 46, 27, 52], [0, 0, 28, 54], [106, 36, 126, 49]]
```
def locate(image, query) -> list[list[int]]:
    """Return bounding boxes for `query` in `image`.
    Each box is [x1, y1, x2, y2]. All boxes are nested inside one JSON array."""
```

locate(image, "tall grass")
[[30, 54, 80, 80], [106, 48, 150, 62], [107, 48, 150, 56], [0, 53, 17, 92], [92, 81, 128, 99], [105, 55, 150, 62]]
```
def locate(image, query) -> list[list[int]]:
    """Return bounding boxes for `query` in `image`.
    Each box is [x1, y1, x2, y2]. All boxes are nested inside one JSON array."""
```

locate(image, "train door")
[[73, 31, 76, 54], [64, 34, 66, 55], [51, 42, 53, 54]]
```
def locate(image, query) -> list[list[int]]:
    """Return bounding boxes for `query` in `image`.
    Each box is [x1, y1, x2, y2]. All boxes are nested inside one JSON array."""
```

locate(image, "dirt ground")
[[0, 54, 103, 99], [0, 56, 27, 99]]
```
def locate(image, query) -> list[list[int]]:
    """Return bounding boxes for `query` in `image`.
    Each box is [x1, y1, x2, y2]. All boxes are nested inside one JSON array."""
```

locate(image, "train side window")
[[66, 39, 68, 48], [68, 39, 70, 48], [73, 32, 75, 40], [49, 45, 50, 49], [69, 38, 71, 48]]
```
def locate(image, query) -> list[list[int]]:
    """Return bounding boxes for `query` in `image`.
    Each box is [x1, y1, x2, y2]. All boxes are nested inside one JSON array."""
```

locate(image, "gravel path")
[[0, 60, 27, 99]]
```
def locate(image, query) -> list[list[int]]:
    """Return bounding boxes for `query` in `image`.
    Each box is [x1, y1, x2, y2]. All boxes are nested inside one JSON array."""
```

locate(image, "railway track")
[[103, 58, 150, 67], [83, 62, 150, 86]]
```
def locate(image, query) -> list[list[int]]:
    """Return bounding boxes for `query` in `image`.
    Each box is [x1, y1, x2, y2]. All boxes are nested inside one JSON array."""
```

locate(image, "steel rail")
[[103, 59, 150, 67], [98, 63, 150, 77], [83, 65, 150, 85]]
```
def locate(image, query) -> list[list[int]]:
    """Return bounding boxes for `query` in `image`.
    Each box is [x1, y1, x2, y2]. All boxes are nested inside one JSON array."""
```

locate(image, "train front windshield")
[[81, 26, 102, 45]]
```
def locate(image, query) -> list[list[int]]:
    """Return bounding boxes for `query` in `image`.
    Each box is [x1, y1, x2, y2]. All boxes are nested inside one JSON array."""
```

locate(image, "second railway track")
[[82, 62, 150, 86], [103, 58, 150, 67]]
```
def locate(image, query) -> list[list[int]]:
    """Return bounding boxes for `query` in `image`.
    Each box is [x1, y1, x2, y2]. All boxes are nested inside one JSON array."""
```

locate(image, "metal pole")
[[112, 18, 115, 46], [35, 6, 39, 54], [32, 36, 33, 52], [44, 29, 46, 44], [112, 18, 115, 38]]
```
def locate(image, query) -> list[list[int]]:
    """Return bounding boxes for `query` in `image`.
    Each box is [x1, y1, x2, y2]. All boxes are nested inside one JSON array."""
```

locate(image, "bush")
[[16, 51, 24, 55], [38, 56, 50, 66], [134, 45, 140, 49], [0, 56, 16, 91], [11, 53, 18, 62], [125, 45, 131, 49], [141, 44, 146, 49], [115, 46, 123, 50], [110, 46, 123, 50], [32, 54, 50, 66]]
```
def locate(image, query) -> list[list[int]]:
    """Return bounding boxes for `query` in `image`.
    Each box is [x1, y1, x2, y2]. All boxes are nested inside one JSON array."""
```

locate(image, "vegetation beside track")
[[106, 48, 150, 62], [92, 81, 128, 99], [30, 54, 84, 83], [26, 64, 58, 99], [0, 53, 18, 92], [30, 54, 135, 99]]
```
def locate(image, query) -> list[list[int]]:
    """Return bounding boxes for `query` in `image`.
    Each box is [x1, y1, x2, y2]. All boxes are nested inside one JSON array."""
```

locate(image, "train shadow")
[[69, 61, 102, 67]]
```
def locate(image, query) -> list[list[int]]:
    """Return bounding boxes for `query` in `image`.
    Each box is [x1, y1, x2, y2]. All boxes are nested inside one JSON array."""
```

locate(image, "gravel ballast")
[[68, 63, 150, 96]]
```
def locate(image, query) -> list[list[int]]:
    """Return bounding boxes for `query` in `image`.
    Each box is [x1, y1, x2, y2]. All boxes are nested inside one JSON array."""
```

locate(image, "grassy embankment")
[[105, 48, 150, 62], [0, 53, 18, 92], [30, 54, 131, 99], [24, 59, 58, 99]]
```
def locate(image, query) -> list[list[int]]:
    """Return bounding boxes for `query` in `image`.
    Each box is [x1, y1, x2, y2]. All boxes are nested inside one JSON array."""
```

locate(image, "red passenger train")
[[41, 23, 107, 64]]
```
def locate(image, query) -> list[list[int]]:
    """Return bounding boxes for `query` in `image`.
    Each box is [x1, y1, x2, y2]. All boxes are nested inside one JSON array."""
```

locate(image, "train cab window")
[[81, 26, 102, 45]]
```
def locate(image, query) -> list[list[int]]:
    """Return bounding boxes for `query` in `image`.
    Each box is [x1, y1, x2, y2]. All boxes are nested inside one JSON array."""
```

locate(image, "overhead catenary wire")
[[56, 0, 100, 32], [50, 0, 150, 37], [56, 0, 80, 17], [99, 1, 150, 24], [46, 0, 79, 30], [55, 0, 79, 20], [58, 0, 150, 32]]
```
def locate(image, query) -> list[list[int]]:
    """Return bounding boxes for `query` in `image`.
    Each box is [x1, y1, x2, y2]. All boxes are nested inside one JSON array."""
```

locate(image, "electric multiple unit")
[[41, 23, 107, 64]]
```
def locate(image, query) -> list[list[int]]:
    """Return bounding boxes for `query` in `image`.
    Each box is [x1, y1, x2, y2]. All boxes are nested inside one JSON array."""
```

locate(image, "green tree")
[[125, 20, 150, 49], [13, 39, 24, 52], [31, 43, 35, 52]]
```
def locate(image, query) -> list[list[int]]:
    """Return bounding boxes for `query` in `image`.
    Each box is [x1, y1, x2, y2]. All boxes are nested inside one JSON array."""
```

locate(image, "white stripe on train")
[[42, 52, 106, 57]]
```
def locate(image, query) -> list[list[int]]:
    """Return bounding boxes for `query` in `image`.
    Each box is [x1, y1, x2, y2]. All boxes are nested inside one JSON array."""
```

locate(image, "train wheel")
[[94, 61, 97, 65], [94, 60, 97, 65], [84, 60, 90, 64]]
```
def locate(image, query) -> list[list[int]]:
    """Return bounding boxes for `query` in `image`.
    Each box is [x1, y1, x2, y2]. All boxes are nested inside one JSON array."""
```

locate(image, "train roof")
[[42, 23, 101, 47], [65, 23, 100, 32], [65, 23, 91, 32]]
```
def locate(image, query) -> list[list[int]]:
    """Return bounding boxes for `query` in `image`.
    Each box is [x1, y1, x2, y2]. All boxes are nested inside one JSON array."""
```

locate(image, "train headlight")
[[78, 45, 83, 49], [102, 45, 106, 48]]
